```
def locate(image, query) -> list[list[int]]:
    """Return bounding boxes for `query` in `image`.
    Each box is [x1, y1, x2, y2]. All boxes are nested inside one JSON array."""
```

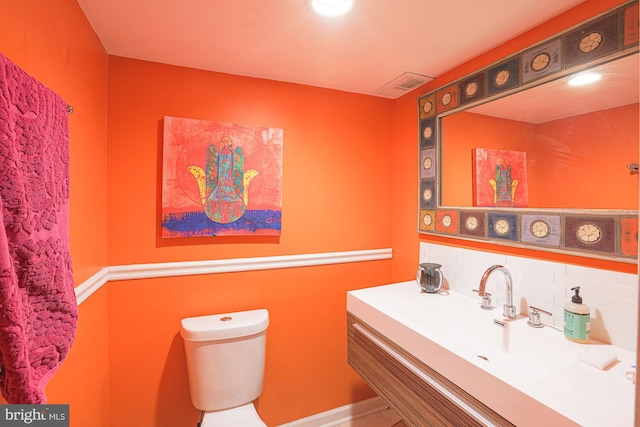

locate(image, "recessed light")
[[311, 0, 354, 16], [568, 71, 601, 86]]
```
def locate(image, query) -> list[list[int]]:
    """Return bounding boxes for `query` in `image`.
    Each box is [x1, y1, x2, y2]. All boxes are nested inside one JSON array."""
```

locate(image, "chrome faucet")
[[478, 265, 516, 319]]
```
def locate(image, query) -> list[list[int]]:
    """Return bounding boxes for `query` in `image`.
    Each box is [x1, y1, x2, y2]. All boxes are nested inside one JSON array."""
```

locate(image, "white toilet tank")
[[180, 309, 269, 411]]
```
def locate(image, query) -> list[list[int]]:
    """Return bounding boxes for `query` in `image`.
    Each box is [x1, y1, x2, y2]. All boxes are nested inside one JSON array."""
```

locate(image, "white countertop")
[[347, 281, 636, 427]]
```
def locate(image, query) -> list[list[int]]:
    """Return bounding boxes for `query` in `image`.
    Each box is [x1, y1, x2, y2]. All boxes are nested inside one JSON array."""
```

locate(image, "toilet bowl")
[[200, 403, 266, 427], [180, 309, 269, 427]]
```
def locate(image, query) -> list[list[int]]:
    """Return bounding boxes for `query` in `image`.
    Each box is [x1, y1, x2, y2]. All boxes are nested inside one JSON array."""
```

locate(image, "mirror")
[[441, 54, 639, 210], [417, 1, 639, 262]]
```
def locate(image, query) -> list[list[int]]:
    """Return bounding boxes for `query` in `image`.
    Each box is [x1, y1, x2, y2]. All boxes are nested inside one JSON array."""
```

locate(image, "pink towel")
[[0, 53, 78, 403]]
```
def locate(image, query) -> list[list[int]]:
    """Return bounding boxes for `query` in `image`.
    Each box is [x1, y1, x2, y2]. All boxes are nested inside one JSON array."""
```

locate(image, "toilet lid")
[[181, 310, 269, 342]]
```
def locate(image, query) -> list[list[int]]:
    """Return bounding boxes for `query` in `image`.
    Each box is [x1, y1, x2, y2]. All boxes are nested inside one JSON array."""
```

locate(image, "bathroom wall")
[[105, 56, 394, 426], [0, 0, 110, 425]]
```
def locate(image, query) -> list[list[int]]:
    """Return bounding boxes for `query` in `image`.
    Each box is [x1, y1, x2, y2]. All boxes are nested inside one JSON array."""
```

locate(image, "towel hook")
[[627, 163, 639, 175], [67, 105, 73, 115]]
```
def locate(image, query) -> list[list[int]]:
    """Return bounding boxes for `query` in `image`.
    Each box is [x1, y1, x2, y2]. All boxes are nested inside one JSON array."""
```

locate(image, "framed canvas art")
[[162, 116, 283, 237], [473, 148, 528, 208]]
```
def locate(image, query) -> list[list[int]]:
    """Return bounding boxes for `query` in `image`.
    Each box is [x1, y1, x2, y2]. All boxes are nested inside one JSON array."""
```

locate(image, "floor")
[[333, 407, 406, 427]]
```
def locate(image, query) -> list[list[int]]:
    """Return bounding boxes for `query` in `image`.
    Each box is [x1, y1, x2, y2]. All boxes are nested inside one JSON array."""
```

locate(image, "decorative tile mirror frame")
[[418, 0, 639, 263]]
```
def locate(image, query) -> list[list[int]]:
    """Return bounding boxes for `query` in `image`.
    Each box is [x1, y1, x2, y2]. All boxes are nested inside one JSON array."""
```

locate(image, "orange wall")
[[106, 56, 393, 425], [0, 0, 110, 426]]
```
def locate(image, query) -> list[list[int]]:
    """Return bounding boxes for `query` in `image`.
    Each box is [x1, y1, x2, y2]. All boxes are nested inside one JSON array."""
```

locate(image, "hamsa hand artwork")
[[162, 117, 283, 237], [187, 137, 259, 224]]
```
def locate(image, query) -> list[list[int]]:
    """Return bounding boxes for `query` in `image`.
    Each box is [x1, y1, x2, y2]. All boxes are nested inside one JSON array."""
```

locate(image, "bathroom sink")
[[385, 294, 576, 385], [347, 281, 636, 427]]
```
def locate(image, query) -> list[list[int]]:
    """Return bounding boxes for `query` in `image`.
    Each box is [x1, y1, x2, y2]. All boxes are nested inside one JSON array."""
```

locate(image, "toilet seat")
[[200, 403, 266, 427]]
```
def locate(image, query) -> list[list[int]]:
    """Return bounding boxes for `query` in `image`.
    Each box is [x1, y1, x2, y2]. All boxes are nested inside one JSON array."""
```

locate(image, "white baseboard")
[[276, 396, 388, 427]]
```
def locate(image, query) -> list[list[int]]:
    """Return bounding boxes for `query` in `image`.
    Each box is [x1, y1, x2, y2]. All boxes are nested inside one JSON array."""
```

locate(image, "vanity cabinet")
[[347, 313, 514, 427]]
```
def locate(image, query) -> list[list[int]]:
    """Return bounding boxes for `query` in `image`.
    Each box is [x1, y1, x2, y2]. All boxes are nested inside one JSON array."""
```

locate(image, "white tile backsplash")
[[420, 242, 639, 351]]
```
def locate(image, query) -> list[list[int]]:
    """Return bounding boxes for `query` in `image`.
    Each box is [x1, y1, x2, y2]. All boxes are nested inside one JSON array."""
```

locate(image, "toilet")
[[180, 309, 269, 427]]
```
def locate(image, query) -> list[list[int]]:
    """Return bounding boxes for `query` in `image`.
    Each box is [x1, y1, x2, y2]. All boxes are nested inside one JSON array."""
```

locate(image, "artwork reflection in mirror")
[[441, 54, 639, 210], [472, 148, 529, 208]]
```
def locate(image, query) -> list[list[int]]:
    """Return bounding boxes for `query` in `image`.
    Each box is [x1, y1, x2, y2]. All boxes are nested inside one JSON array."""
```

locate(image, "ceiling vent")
[[373, 71, 434, 99]]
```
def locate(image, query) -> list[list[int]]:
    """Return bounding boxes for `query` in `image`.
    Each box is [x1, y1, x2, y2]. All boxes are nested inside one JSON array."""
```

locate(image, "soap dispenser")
[[564, 286, 590, 343]]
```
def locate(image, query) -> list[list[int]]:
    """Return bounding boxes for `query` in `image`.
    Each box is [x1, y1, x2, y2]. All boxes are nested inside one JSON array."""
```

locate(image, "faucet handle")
[[473, 289, 494, 310], [527, 306, 552, 328]]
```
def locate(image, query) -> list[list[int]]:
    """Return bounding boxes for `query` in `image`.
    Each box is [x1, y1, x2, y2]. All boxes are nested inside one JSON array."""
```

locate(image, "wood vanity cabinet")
[[347, 313, 515, 427]]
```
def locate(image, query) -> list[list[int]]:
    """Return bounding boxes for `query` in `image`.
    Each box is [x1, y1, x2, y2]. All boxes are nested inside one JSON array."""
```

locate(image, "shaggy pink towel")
[[0, 53, 78, 403]]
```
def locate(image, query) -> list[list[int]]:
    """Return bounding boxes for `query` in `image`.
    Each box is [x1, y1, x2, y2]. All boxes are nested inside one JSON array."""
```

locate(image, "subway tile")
[[614, 272, 638, 286], [566, 264, 621, 282], [589, 292, 621, 310], [605, 282, 638, 300], [620, 297, 638, 313]]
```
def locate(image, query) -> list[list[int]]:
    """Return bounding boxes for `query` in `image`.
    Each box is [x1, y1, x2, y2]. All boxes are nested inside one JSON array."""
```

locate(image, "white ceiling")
[[76, 0, 588, 98]]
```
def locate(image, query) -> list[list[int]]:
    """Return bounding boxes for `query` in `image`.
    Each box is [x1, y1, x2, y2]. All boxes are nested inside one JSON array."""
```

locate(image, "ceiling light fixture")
[[568, 71, 601, 86], [311, 0, 354, 16]]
